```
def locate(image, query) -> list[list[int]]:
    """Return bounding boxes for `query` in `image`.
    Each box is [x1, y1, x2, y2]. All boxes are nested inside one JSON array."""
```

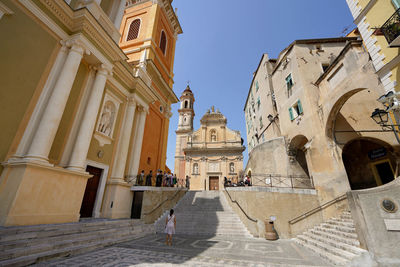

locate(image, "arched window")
[[229, 163, 235, 173], [184, 100, 188, 109], [159, 30, 167, 55], [210, 130, 217, 142], [127, 19, 140, 41], [193, 163, 199, 174]]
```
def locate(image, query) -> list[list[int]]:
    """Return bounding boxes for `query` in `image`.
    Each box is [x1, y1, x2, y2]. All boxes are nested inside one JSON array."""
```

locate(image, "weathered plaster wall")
[[224, 187, 320, 238], [245, 137, 287, 176], [0, 1, 58, 174], [0, 162, 90, 226], [348, 178, 400, 266]]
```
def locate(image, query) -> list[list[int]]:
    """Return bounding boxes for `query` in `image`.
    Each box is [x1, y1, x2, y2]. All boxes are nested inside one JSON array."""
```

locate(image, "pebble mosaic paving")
[[36, 234, 332, 266]]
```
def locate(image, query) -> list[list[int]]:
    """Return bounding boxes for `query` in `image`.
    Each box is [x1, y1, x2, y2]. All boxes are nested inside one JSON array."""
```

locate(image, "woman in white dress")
[[165, 209, 176, 246]]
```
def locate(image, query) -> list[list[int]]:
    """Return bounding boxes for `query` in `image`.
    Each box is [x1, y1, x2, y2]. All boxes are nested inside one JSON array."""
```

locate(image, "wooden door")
[[131, 191, 144, 219], [209, 176, 219, 190], [80, 165, 102, 218]]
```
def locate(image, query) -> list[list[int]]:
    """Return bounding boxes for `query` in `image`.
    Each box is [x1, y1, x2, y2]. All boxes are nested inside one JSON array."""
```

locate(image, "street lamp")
[[371, 108, 389, 126]]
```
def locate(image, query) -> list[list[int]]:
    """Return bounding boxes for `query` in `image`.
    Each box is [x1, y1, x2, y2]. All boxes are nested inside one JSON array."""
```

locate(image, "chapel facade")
[[174, 86, 245, 190]]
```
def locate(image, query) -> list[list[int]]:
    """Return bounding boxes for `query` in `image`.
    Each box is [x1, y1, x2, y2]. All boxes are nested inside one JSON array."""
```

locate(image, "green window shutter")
[[255, 81, 259, 91], [286, 74, 293, 90], [289, 107, 294, 121], [392, 0, 400, 9], [297, 100, 303, 114]]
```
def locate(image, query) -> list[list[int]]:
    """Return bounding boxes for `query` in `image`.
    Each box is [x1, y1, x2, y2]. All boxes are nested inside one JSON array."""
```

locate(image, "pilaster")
[[111, 97, 137, 181], [25, 40, 89, 164], [66, 64, 112, 171]]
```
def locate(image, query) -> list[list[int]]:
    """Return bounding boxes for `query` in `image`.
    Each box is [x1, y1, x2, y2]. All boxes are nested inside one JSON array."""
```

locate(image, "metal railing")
[[224, 189, 258, 223], [288, 194, 347, 225], [142, 189, 185, 216], [381, 8, 400, 45], [249, 173, 314, 189]]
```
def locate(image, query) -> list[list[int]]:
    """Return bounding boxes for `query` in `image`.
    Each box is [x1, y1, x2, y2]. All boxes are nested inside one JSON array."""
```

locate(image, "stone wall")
[[224, 187, 321, 239], [347, 178, 400, 266], [245, 137, 288, 175], [140, 188, 187, 224]]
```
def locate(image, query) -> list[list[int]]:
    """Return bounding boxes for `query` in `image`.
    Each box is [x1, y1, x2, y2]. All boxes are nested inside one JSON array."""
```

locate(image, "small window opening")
[[127, 19, 140, 41]]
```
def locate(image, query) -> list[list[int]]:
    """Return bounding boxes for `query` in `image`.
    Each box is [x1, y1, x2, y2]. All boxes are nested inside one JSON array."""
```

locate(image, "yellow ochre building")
[[0, 0, 182, 226]]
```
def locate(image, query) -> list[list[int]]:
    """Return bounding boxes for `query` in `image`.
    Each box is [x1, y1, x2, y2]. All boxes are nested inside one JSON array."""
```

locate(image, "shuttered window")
[[127, 19, 141, 41], [289, 107, 294, 121], [286, 74, 293, 90], [297, 100, 303, 114], [289, 100, 303, 121], [160, 31, 167, 55]]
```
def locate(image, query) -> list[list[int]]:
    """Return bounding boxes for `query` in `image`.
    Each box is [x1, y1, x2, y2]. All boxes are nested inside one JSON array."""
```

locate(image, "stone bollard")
[[265, 220, 278, 240]]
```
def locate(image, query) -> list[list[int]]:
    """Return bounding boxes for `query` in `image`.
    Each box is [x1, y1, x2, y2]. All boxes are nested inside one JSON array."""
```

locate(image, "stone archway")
[[288, 135, 310, 178], [342, 138, 396, 190], [324, 88, 400, 190]]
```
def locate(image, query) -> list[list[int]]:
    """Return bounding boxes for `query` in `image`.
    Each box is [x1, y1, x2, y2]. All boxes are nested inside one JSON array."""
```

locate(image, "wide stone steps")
[[155, 191, 252, 238], [314, 225, 358, 240], [0, 219, 135, 242], [294, 238, 348, 266], [0, 219, 153, 266], [309, 229, 360, 247], [293, 210, 367, 266]]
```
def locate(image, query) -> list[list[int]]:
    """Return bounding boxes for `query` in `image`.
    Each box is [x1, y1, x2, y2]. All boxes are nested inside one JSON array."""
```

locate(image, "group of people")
[[224, 175, 251, 187], [136, 170, 190, 188]]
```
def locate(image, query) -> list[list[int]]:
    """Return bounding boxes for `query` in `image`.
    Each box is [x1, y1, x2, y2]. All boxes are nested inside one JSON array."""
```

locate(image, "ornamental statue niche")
[[94, 91, 122, 147], [98, 101, 116, 137]]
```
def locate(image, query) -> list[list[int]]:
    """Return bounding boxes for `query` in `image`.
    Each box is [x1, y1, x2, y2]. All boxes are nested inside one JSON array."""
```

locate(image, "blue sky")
[[166, 0, 355, 171]]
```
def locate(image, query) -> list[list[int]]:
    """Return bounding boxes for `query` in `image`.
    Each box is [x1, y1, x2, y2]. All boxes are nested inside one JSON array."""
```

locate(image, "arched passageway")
[[288, 135, 310, 178], [342, 138, 396, 190]]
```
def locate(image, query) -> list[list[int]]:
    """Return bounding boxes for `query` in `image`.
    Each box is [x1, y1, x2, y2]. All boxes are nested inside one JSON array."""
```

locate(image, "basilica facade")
[[0, 0, 181, 226], [174, 86, 245, 190]]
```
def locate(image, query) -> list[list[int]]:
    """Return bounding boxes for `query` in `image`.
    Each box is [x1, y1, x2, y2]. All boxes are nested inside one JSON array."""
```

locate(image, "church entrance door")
[[80, 165, 102, 218], [209, 176, 219, 190]]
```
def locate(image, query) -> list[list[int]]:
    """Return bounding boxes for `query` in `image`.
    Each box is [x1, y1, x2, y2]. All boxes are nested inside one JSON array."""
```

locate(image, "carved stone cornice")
[[37, 0, 127, 63]]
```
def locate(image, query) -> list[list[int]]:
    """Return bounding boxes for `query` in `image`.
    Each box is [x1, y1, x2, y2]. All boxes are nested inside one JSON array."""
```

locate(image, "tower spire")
[[176, 84, 195, 133]]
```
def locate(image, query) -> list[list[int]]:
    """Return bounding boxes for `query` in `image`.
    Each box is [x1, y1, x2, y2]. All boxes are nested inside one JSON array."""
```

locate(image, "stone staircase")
[[155, 191, 252, 237], [293, 211, 368, 266], [0, 218, 153, 266]]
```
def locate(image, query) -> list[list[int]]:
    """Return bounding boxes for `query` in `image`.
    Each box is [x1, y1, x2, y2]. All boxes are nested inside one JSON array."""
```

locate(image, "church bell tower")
[[174, 85, 195, 179], [177, 85, 195, 132]]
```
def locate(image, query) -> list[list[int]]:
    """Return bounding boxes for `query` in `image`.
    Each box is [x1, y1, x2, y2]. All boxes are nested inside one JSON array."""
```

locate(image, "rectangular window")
[[392, 0, 400, 9], [255, 81, 259, 91], [286, 74, 294, 97], [289, 100, 303, 121], [259, 116, 263, 128], [257, 97, 261, 110]]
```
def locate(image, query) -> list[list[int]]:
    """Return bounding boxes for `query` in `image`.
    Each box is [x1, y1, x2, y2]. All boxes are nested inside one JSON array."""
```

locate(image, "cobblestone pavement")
[[37, 234, 332, 266]]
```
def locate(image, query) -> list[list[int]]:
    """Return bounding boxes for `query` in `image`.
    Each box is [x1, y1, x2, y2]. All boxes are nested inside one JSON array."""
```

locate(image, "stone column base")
[[102, 179, 133, 219], [0, 161, 91, 226]]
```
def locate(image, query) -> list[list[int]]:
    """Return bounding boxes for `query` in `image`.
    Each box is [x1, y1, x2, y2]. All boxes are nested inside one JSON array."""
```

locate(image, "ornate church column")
[[127, 105, 148, 179], [26, 40, 88, 163], [66, 64, 112, 171], [111, 98, 137, 180]]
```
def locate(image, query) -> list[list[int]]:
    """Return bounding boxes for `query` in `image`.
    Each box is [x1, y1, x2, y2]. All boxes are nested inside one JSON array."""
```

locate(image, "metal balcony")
[[382, 8, 400, 47]]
